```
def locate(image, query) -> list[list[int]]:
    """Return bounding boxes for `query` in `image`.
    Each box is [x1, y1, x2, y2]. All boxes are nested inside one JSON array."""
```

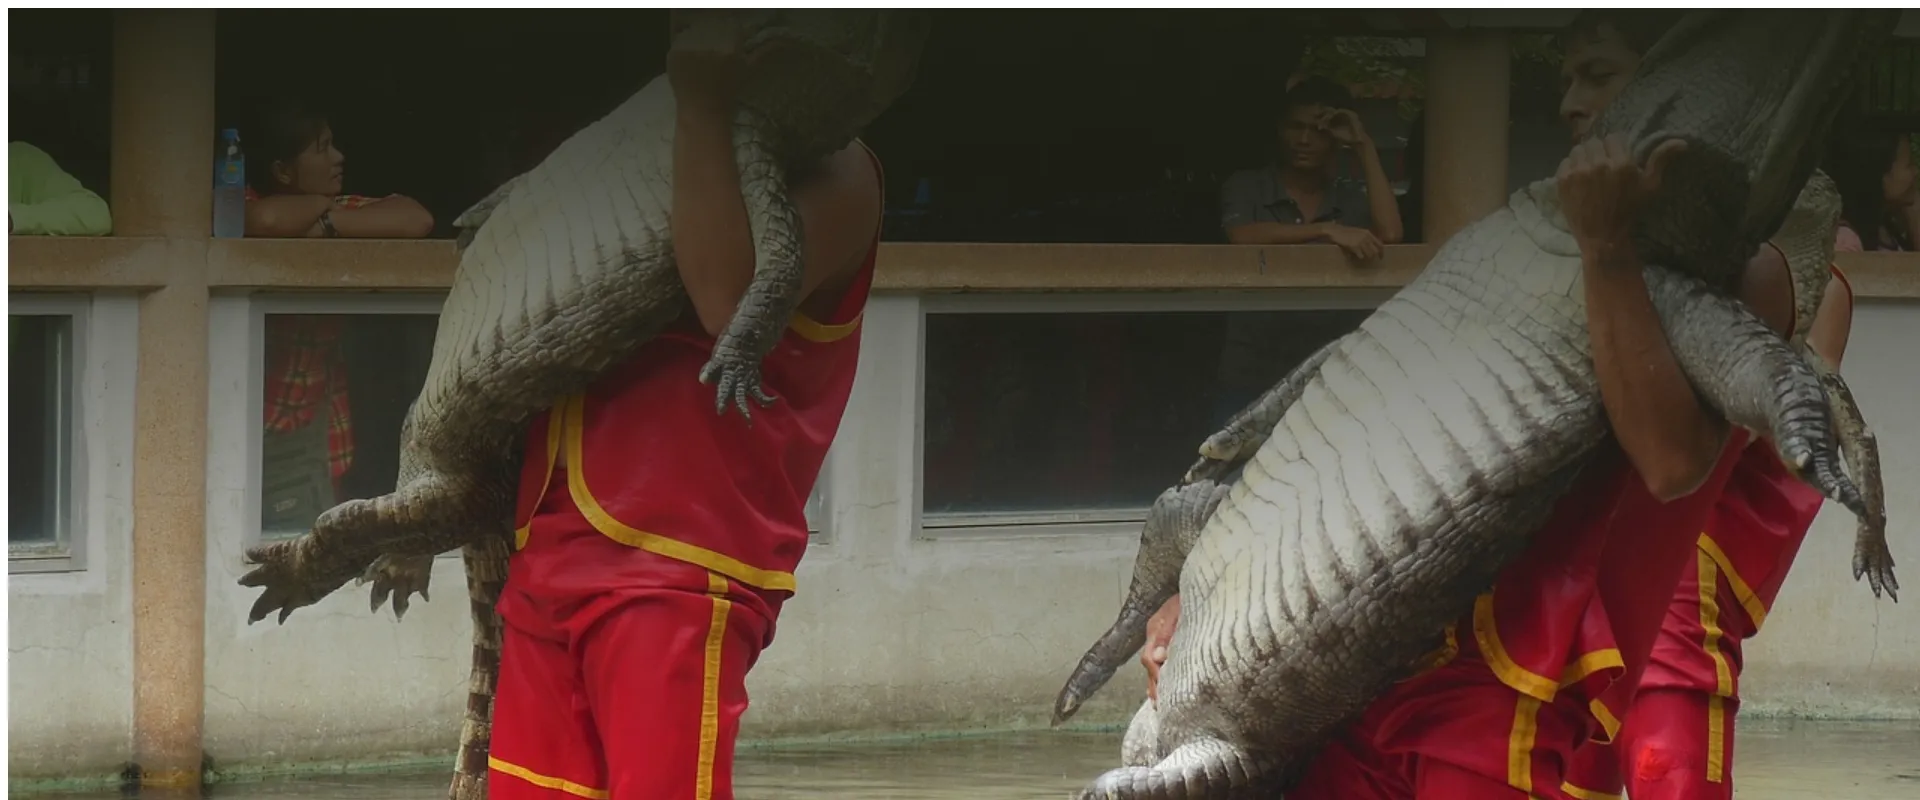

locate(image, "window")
[[250, 296, 835, 544], [804, 459, 830, 541], [917, 296, 1376, 534], [252, 299, 441, 541], [9, 296, 87, 572]]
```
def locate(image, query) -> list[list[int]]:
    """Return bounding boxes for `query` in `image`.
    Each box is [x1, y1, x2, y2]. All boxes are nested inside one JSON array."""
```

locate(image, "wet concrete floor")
[[20, 720, 1920, 798]]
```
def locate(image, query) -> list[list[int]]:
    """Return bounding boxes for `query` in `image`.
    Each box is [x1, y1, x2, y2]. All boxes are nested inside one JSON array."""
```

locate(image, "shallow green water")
[[18, 721, 1920, 798]]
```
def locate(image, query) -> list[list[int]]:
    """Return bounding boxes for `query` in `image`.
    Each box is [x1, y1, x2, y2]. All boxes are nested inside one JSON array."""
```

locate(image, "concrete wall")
[[8, 294, 141, 777], [10, 293, 1920, 781], [1737, 300, 1920, 718]]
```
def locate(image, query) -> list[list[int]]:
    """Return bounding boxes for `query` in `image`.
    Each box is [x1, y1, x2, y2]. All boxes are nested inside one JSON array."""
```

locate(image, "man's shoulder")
[[1218, 168, 1274, 204]]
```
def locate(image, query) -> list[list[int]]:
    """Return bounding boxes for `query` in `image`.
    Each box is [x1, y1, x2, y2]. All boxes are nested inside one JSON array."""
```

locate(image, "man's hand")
[[1318, 108, 1371, 148], [1142, 594, 1181, 705], [666, 16, 754, 108], [1556, 133, 1687, 250], [1324, 224, 1385, 261]]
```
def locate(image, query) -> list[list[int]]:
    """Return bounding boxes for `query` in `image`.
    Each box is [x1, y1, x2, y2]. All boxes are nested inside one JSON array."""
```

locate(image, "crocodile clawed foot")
[[1854, 524, 1899, 602], [1182, 454, 1231, 486], [237, 550, 329, 625], [699, 351, 777, 421], [1779, 435, 1866, 520], [361, 553, 437, 620]]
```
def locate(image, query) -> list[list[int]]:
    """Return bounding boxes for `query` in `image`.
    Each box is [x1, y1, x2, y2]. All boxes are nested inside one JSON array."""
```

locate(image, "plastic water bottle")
[[212, 128, 246, 238]]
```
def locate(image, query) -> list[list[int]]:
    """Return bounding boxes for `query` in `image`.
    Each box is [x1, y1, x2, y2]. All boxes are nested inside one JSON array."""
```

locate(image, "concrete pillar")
[[1422, 29, 1512, 243], [112, 9, 215, 791]]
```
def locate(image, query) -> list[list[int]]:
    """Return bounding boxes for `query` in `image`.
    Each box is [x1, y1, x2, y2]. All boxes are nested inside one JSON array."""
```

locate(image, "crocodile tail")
[[449, 534, 513, 800]]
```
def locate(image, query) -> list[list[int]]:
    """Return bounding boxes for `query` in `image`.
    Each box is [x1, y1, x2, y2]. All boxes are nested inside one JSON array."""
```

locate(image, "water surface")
[[21, 721, 1920, 798]]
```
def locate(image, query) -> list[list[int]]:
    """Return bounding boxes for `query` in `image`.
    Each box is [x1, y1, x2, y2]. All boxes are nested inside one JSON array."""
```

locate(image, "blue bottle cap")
[[221, 128, 241, 140]]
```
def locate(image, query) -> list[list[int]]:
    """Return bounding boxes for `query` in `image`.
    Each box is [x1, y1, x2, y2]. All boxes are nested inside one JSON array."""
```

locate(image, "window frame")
[[8, 292, 92, 574], [912, 288, 1391, 540], [244, 292, 449, 552], [241, 292, 841, 552], [804, 444, 834, 545]]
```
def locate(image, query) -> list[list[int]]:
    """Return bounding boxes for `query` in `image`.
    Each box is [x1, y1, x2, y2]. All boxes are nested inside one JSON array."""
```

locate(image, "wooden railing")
[[10, 237, 1920, 298]]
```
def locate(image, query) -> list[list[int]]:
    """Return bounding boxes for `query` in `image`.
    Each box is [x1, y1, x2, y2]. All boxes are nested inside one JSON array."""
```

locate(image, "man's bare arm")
[[667, 27, 878, 337], [245, 194, 334, 238], [1352, 141, 1404, 244], [1225, 221, 1338, 246], [1806, 274, 1853, 368], [1564, 135, 1745, 501], [328, 195, 435, 238], [1582, 237, 1731, 500]]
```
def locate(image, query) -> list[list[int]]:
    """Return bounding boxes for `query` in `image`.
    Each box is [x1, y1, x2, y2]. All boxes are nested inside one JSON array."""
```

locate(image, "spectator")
[[241, 97, 435, 238], [1212, 78, 1407, 425], [8, 140, 111, 236], [1217, 76, 1404, 260], [1826, 121, 1915, 252], [243, 97, 433, 527]]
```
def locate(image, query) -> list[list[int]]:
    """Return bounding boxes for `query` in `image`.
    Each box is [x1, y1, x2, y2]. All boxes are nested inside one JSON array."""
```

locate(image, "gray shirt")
[[1213, 168, 1378, 393], [1218, 167, 1375, 235]]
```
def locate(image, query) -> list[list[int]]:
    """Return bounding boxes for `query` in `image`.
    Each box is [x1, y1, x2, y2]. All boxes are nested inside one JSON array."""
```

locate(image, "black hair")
[[1277, 76, 1354, 120], [240, 95, 331, 196], [1562, 10, 1684, 58], [1822, 116, 1905, 251]]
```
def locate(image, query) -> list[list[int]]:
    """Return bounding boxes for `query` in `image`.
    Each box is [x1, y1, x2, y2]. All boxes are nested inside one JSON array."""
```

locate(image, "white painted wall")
[[10, 293, 1919, 782], [1737, 300, 1920, 718], [7, 293, 141, 778]]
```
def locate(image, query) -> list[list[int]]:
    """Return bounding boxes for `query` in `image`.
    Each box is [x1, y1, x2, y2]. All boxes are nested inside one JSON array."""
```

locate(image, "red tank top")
[[1430, 428, 1753, 746], [511, 142, 884, 594], [1440, 247, 1848, 742], [1635, 263, 1853, 698]]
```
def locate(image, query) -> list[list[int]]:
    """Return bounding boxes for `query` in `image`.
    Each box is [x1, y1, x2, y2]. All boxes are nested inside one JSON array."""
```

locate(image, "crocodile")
[[1052, 10, 1898, 799], [234, 9, 930, 798]]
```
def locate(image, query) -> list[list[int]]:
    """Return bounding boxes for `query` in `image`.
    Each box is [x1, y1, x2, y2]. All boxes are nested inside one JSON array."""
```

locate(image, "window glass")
[[10, 314, 75, 551], [258, 313, 437, 537], [804, 477, 827, 535], [257, 312, 830, 538], [921, 308, 1369, 522], [10, 10, 114, 205]]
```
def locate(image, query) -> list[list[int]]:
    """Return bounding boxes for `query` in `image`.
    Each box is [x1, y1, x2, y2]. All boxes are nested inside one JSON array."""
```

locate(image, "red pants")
[[1289, 655, 1591, 800], [489, 492, 785, 800], [1565, 688, 1735, 800]]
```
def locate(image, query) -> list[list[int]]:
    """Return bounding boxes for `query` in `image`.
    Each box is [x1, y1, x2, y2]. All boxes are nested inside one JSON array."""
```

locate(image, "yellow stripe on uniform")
[[1475, 593, 1559, 702], [1561, 780, 1623, 800], [562, 394, 798, 592], [789, 311, 862, 343], [697, 572, 733, 800], [488, 756, 609, 800], [1698, 533, 1770, 630], [1507, 695, 1542, 793], [1698, 549, 1733, 783]]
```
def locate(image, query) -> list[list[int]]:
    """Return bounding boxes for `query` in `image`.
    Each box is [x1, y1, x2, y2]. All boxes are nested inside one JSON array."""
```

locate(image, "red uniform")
[[1565, 264, 1852, 800], [1290, 430, 1754, 800], [486, 144, 883, 800]]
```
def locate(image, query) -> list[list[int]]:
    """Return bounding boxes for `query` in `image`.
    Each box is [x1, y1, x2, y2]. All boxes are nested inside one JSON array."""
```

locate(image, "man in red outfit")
[[1141, 11, 1827, 797], [1554, 12, 1859, 800], [484, 21, 890, 800]]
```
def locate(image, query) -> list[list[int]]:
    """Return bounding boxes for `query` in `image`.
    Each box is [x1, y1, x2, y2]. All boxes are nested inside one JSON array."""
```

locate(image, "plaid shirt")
[[253, 191, 390, 482], [263, 314, 354, 481]]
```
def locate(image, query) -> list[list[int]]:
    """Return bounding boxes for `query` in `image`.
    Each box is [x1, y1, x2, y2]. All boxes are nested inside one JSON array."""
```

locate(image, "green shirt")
[[9, 141, 112, 236]]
